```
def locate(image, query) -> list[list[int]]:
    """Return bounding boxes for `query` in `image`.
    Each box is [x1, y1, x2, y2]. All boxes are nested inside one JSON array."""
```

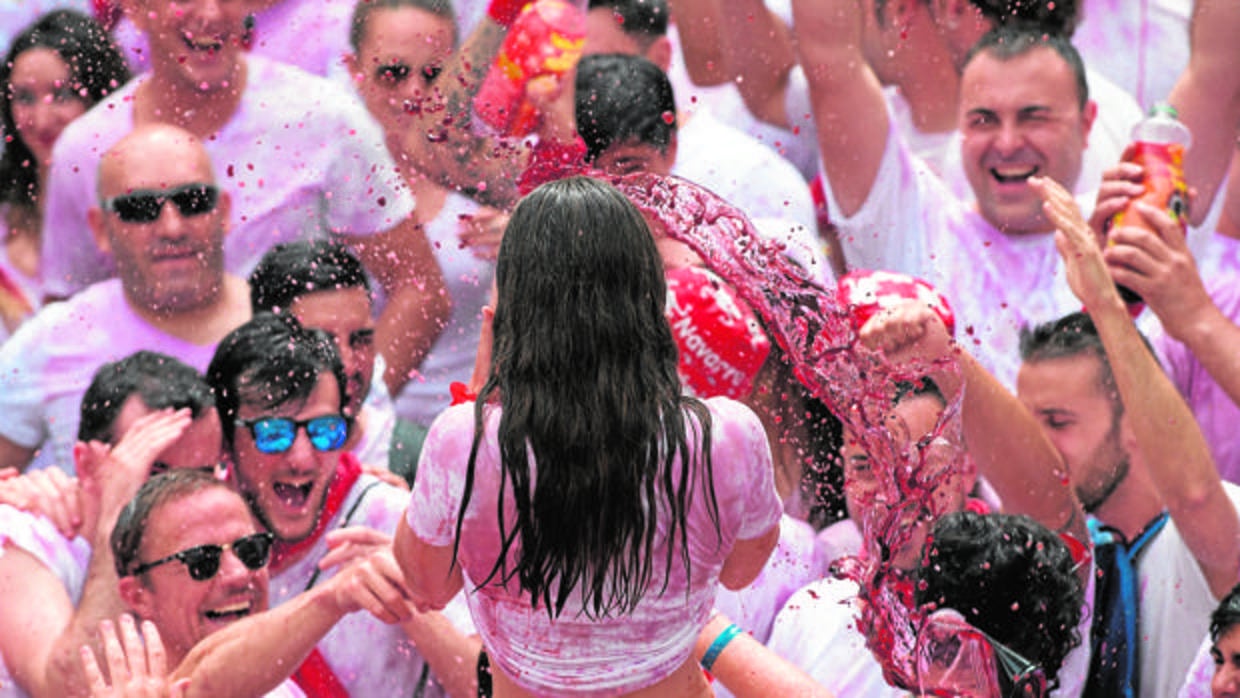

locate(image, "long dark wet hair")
[[455, 176, 718, 619]]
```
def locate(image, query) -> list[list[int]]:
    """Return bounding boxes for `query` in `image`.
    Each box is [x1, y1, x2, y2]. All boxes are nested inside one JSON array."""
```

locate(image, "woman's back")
[[408, 396, 780, 696]]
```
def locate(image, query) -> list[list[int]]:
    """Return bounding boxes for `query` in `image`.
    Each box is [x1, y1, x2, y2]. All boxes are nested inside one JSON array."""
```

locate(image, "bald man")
[[0, 124, 251, 472]]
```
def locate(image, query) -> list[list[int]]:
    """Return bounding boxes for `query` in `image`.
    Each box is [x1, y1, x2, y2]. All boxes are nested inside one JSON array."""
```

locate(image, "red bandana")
[[292, 647, 350, 698]]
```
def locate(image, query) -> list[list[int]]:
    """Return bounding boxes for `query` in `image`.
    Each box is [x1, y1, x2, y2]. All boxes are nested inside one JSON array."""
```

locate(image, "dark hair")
[[587, 0, 669, 42], [78, 351, 214, 444], [349, 0, 457, 51], [964, 24, 1089, 109], [206, 313, 347, 451], [1212, 582, 1240, 642], [967, 0, 1079, 36], [0, 10, 130, 209], [1019, 311, 1120, 414], [111, 469, 236, 577], [894, 377, 946, 409], [575, 53, 676, 163], [916, 511, 1083, 690], [249, 240, 372, 314], [459, 176, 717, 618]]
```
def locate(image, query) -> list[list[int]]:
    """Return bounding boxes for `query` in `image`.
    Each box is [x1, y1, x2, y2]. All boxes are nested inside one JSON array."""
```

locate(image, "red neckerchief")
[[292, 646, 350, 698], [269, 452, 363, 572]]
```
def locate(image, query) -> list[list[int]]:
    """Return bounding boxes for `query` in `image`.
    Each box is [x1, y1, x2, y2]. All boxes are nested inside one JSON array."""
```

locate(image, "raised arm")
[[668, 0, 730, 87], [859, 301, 1089, 560], [1168, 0, 1240, 225], [404, 15, 525, 210], [717, 0, 798, 128], [347, 218, 451, 397], [791, 0, 889, 217], [1037, 175, 1240, 599]]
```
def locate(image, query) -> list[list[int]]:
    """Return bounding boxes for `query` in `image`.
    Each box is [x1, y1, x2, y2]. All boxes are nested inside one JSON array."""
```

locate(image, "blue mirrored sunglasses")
[[236, 414, 350, 454]]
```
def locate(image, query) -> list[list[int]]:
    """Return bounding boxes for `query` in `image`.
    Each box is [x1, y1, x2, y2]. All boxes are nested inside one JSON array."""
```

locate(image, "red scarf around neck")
[[269, 451, 363, 572]]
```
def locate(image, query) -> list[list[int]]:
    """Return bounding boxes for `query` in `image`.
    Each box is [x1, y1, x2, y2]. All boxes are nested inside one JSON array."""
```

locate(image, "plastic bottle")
[[1110, 103, 1192, 305], [474, 0, 586, 138]]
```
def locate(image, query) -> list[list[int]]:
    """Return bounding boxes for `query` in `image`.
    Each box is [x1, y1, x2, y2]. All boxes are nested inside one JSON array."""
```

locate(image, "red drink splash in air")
[[611, 173, 966, 690]]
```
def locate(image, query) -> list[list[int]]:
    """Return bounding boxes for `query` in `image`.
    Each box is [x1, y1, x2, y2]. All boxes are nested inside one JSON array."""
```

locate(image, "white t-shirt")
[[269, 473, 474, 698], [1073, 0, 1192, 108], [394, 192, 494, 427], [825, 119, 1083, 388], [0, 280, 220, 473], [41, 55, 414, 299], [0, 505, 91, 698], [673, 108, 817, 236], [1134, 482, 1240, 697], [408, 397, 782, 696]]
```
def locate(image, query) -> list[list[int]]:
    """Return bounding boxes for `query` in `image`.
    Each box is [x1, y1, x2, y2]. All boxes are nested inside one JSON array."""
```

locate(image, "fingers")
[[118, 615, 147, 679], [319, 526, 394, 571], [334, 552, 416, 624], [100, 618, 131, 686], [28, 468, 83, 538], [141, 619, 168, 680], [80, 643, 109, 696], [109, 409, 192, 474]]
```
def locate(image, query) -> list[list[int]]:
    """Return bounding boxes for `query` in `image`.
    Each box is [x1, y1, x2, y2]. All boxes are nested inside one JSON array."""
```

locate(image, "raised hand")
[[0, 467, 82, 538], [1031, 175, 1122, 312], [81, 616, 189, 698]]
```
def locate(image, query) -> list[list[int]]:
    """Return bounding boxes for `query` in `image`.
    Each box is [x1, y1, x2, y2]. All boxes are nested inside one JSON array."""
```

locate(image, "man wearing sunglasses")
[[0, 125, 251, 475], [0, 352, 232, 698], [206, 313, 479, 698], [105, 469, 427, 697], [40, 0, 450, 432], [249, 241, 426, 486]]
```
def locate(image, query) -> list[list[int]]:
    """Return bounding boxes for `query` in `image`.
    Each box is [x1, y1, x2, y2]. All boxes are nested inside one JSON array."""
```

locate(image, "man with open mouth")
[[207, 312, 479, 698]]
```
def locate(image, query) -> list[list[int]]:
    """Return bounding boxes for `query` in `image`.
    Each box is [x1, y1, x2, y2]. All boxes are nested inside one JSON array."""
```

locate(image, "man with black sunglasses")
[[100, 469, 426, 697], [0, 351, 234, 698], [206, 313, 479, 698], [0, 125, 251, 475]]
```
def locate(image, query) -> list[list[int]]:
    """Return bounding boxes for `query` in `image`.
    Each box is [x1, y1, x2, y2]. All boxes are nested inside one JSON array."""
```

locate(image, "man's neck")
[[135, 59, 248, 138], [126, 275, 251, 345], [1093, 466, 1165, 542]]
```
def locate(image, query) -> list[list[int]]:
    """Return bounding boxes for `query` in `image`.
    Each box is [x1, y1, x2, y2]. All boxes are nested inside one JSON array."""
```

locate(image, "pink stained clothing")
[[0, 279, 220, 473], [406, 397, 782, 697], [1074, 0, 1192, 108], [824, 118, 1084, 389], [41, 54, 413, 299], [0, 505, 92, 698], [270, 472, 475, 698], [1152, 241, 1240, 485]]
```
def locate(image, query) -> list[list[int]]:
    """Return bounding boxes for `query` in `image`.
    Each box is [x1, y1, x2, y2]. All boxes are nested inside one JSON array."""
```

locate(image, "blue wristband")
[[701, 623, 743, 673]]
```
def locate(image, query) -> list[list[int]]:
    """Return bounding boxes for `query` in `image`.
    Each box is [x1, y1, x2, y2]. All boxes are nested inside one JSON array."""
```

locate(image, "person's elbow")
[[719, 524, 780, 590]]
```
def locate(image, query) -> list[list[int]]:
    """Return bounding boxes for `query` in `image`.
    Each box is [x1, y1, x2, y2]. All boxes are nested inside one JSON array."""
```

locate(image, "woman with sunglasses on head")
[[395, 176, 783, 698], [0, 10, 129, 339]]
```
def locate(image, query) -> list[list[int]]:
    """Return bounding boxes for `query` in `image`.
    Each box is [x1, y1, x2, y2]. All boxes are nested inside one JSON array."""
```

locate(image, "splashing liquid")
[[612, 173, 966, 689]]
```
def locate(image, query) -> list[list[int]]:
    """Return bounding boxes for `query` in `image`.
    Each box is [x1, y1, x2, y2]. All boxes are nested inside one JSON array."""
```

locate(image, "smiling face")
[[348, 5, 454, 147], [92, 127, 230, 315], [1017, 353, 1130, 513], [959, 46, 1093, 235], [121, 486, 268, 664], [8, 46, 87, 167], [231, 372, 343, 543], [129, 0, 248, 95]]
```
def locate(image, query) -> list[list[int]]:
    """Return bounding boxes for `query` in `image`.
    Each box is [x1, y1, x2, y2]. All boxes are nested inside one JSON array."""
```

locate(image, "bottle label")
[[1111, 141, 1189, 231]]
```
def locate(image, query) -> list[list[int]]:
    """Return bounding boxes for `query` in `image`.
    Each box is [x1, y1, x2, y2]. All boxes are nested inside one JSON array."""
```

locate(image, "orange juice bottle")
[[1110, 103, 1192, 305]]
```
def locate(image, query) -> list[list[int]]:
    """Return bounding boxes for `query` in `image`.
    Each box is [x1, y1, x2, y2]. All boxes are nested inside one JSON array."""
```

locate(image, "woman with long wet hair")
[[395, 176, 781, 697]]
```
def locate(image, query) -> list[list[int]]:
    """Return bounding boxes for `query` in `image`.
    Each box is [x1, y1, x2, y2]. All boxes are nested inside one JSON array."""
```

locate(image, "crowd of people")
[[0, 0, 1237, 697]]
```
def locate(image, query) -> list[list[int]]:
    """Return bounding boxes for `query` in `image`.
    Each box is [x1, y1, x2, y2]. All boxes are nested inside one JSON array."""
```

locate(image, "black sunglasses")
[[132, 532, 274, 581], [101, 183, 220, 224]]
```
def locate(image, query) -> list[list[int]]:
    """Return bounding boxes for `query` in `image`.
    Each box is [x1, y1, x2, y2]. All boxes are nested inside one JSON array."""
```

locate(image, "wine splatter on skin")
[[614, 173, 964, 686]]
